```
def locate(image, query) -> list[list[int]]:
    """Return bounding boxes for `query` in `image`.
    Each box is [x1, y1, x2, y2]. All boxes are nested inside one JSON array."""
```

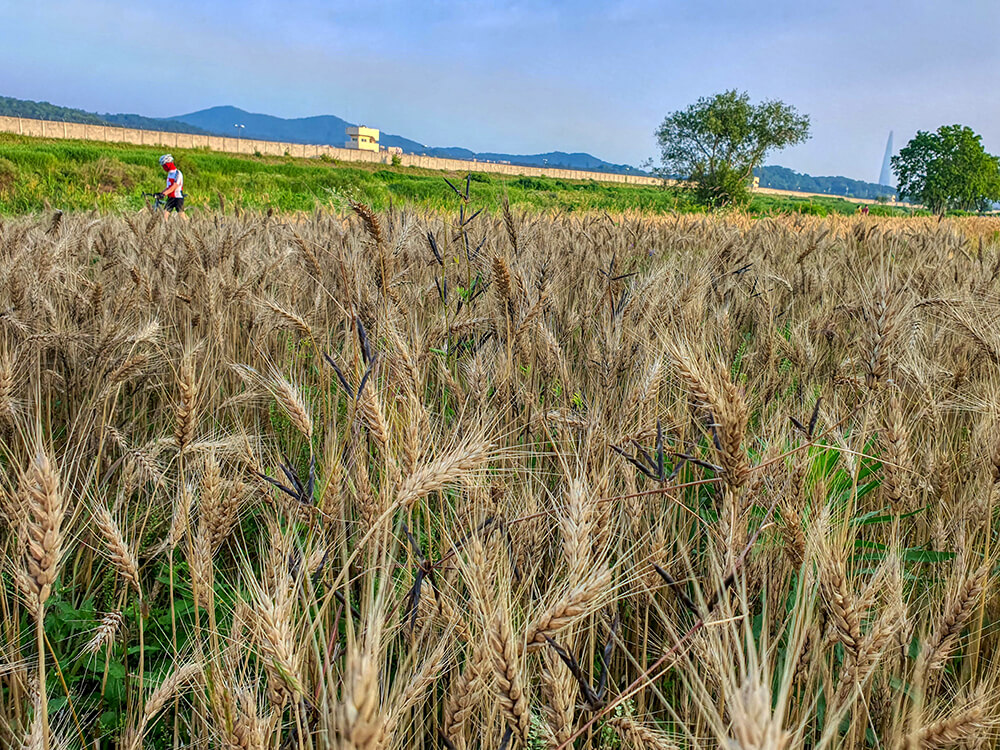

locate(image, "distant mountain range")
[[1, 95, 897, 197], [168, 105, 644, 174]]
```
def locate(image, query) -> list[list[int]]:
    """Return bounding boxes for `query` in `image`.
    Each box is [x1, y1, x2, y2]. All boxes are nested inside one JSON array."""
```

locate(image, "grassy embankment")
[[0, 132, 907, 216]]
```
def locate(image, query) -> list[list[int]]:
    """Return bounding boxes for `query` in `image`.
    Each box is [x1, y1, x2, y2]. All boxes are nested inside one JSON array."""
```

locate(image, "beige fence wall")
[[0, 115, 662, 186]]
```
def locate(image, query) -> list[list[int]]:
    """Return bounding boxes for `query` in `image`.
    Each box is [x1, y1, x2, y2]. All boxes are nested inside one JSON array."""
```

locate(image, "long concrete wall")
[[0, 115, 662, 186]]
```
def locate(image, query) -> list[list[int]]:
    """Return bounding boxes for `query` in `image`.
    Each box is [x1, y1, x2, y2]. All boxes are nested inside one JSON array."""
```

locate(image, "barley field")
[[2, 206, 1000, 749]]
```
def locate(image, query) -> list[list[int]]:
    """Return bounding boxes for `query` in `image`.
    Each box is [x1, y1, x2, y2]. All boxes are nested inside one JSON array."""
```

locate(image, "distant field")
[[0, 133, 911, 217]]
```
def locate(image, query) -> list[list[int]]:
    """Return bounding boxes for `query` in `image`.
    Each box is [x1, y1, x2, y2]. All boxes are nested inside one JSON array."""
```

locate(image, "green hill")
[[0, 96, 108, 125], [0, 95, 213, 135]]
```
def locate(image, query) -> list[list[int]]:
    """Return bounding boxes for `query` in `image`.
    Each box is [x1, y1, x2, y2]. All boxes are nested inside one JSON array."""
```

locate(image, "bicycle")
[[141, 191, 166, 212]]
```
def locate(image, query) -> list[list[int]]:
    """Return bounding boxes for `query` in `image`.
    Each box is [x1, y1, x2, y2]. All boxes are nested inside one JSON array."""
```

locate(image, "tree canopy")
[[891, 125, 1000, 214], [655, 90, 810, 207]]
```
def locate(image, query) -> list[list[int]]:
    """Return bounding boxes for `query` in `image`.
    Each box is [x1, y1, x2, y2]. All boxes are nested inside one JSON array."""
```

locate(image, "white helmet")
[[158, 154, 174, 167]]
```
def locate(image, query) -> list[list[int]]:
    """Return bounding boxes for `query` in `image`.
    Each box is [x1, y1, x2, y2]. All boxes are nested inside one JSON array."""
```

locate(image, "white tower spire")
[[879, 131, 894, 187]]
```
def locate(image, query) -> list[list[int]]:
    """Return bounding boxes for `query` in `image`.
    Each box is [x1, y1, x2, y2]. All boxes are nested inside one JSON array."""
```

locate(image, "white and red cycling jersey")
[[165, 168, 184, 198]]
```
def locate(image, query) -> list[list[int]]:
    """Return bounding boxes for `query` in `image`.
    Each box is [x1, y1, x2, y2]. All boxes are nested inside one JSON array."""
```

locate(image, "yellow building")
[[345, 126, 379, 152]]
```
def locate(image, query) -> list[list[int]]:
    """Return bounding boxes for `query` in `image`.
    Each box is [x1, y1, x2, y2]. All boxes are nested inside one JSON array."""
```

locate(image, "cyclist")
[[157, 154, 185, 219]]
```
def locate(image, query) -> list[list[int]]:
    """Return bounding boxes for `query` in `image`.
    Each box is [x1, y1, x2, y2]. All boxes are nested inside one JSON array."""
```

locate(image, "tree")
[[892, 125, 1000, 214], [655, 90, 810, 207]]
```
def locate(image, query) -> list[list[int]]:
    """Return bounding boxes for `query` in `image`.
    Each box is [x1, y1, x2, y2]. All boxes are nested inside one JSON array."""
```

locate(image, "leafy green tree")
[[655, 90, 810, 207], [892, 125, 1000, 214]]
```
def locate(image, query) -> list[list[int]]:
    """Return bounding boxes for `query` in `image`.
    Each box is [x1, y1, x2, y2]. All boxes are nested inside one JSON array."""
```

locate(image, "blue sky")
[[3, 0, 998, 182]]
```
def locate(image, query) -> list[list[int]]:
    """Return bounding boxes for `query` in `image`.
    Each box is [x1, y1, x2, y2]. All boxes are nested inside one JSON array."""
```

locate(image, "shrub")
[[0, 156, 15, 193], [175, 156, 198, 177], [79, 157, 144, 193], [793, 201, 829, 216], [512, 176, 550, 191]]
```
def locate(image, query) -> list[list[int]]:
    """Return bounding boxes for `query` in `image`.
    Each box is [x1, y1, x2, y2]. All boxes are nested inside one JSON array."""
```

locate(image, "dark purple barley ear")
[[323, 352, 354, 398], [443, 177, 467, 203], [356, 319, 372, 365], [543, 634, 603, 709], [427, 231, 444, 266], [808, 397, 823, 438], [357, 352, 377, 398], [672, 452, 723, 475], [653, 564, 700, 617], [594, 614, 619, 703]]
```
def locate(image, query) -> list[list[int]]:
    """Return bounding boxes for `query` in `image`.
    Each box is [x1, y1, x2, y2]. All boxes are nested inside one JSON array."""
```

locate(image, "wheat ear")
[[905, 697, 988, 749], [291, 229, 323, 277], [339, 652, 383, 750], [918, 563, 988, 681], [561, 477, 593, 583], [82, 611, 123, 656], [123, 662, 202, 750], [175, 355, 198, 453], [502, 195, 519, 255], [200, 454, 240, 551], [23, 452, 64, 606], [714, 373, 750, 487], [255, 593, 301, 707], [493, 255, 516, 322], [443, 641, 489, 750], [260, 297, 312, 339], [92, 503, 141, 594], [524, 567, 612, 651], [0, 350, 15, 421], [608, 714, 679, 750], [488, 608, 531, 744], [356, 380, 390, 454], [269, 372, 313, 440], [380, 636, 452, 746], [396, 439, 492, 509], [882, 391, 915, 513], [163, 483, 194, 553], [24, 451, 64, 750], [540, 649, 577, 748], [819, 549, 862, 662]]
